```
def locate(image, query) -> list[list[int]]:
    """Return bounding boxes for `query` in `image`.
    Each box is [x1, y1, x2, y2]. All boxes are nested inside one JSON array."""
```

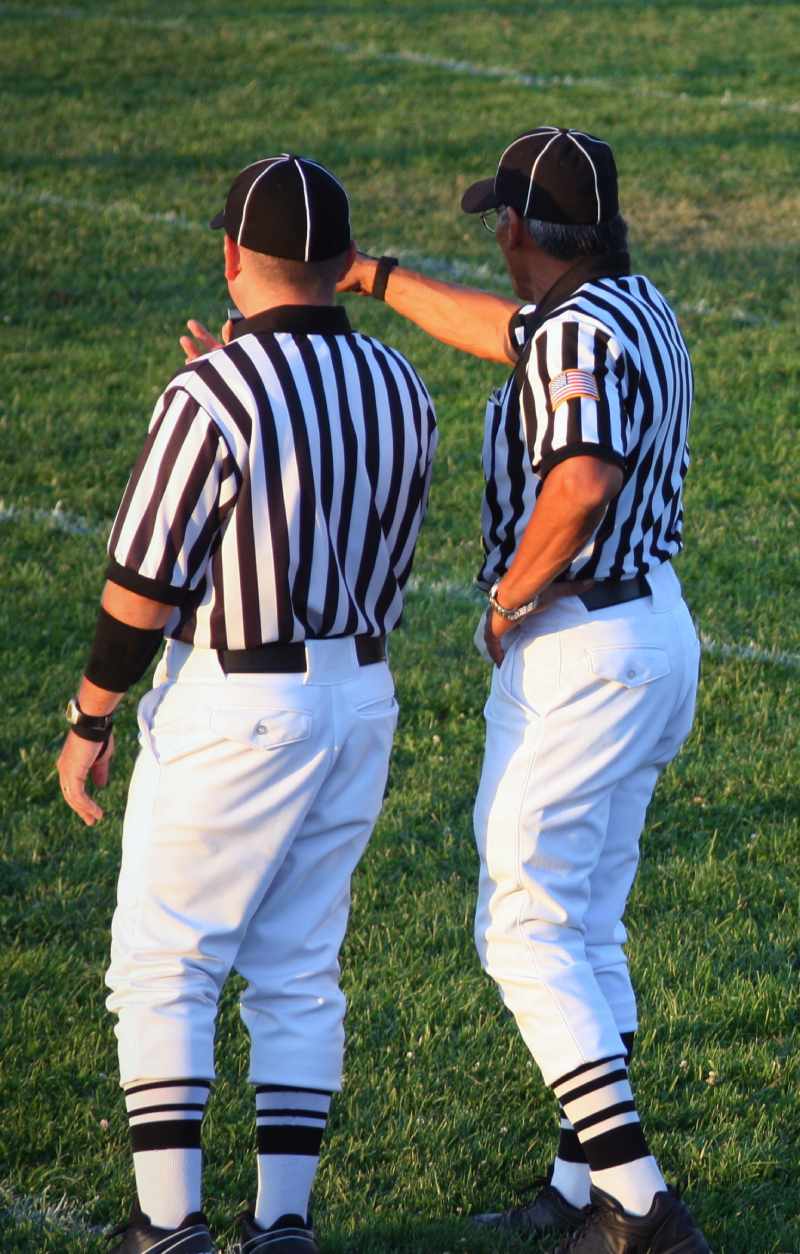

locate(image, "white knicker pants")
[[474, 562, 700, 1085], [106, 636, 398, 1090]]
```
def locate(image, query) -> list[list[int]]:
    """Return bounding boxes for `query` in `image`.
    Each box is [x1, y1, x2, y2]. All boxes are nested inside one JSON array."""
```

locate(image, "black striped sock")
[[124, 1078, 211, 1228], [553, 1055, 650, 1172], [255, 1084, 332, 1228], [125, 1078, 211, 1153], [555, 1030, 635, 1166]]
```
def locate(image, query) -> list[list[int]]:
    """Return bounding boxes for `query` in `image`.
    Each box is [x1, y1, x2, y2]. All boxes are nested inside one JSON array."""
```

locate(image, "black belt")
[[218, 635, 386, 675], [578, 574, 651, 611]]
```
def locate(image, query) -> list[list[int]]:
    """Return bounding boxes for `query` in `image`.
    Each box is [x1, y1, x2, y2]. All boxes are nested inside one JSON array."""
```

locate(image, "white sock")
[[551, 1153, 591, 1208], [255, 1085, 332, 1229], [591, 1156, 667, 1217], [551, 1110, 591, 1208], [124, 1079, 210, 1229]]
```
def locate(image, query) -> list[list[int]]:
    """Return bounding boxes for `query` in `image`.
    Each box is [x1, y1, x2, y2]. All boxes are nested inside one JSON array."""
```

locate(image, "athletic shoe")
[[235, 1211, 320, 1252], [549, 1185, 711, 1253], [106, 1202, 216, 1252], [472, 1175, 588, 1234]]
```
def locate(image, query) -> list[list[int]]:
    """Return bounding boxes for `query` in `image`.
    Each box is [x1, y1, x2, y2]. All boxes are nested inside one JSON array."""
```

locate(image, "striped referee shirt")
[[479, 272, 692, 588], [107, 305, 438, 649]]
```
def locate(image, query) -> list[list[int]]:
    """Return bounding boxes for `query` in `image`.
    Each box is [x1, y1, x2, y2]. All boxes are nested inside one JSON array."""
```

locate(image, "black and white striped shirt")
[[479, 274, 692, 588], [107, 305, 438, 648]]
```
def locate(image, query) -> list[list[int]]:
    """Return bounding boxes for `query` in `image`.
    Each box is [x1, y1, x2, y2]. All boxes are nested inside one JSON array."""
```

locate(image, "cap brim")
[[460, 177, 498, 214], [209, 210, 226, 230]]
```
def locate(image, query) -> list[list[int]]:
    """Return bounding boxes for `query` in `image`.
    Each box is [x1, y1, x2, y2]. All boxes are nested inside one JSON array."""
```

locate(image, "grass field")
[[1, 2, 799, 1251]]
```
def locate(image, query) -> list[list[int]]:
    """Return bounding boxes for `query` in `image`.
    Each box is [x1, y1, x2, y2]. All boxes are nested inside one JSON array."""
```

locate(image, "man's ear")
[[224, 234, 242, 282], [338, 239, 358, 281], [503, 206, 526, 250]]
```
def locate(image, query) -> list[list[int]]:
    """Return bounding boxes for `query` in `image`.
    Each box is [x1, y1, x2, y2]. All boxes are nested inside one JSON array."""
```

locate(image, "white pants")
[[106, 637, 398, 1091], [474, 562, 700, 1085]]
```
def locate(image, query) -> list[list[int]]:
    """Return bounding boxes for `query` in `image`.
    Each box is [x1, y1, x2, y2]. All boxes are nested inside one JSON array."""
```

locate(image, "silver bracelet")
[[488, 580, 541, 621]]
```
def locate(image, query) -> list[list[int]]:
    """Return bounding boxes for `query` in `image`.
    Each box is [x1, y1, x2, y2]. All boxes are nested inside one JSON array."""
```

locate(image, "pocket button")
[[255, 721, 269, 736]]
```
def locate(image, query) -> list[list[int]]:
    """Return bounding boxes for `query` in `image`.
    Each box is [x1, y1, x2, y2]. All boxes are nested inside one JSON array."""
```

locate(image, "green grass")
[[1, 3, 799, 1251]]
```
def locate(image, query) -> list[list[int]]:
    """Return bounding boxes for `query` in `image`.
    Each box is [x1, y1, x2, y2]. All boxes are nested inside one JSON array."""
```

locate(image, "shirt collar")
[[231, 304, 352, 338]]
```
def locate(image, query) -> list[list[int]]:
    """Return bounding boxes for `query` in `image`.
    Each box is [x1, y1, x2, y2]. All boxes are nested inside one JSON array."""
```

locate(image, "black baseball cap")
[[461, 127, 619, 225], [210, 153, 351, 261]]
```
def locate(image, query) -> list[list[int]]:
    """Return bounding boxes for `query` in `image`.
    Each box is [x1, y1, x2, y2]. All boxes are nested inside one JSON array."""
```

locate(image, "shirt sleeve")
[[106, 386, 241, 604], [521, 316, 628, 479], [507, 303, 539, 354]]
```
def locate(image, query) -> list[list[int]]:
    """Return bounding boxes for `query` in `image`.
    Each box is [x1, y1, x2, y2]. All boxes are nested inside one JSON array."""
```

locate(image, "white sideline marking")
[[0, 1188, 104, 1238], [0, 186, 783, 328], [0, 498, 110, 537], [333, 43, 800, 116], [4, 187, 205, 232], [0, 5, 797, 115], [3, 503, 798, 672], [0, 1187, 239, 1251]]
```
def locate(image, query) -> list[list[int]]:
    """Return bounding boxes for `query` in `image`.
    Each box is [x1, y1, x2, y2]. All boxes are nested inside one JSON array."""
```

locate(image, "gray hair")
[[499, 209, 629, 260]]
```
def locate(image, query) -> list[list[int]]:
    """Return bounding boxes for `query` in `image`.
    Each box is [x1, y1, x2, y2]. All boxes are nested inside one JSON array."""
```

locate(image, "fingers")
[[484, 612, 507, 667], [180, 320, 224, 363], [91, 734, 115, 790], [59, 771, 104, 826], [179, 334, 202, 363], [57, 732, 107, 826]]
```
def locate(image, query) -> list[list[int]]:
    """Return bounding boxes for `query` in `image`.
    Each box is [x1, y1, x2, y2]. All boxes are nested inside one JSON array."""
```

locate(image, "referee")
[[57, 153, 437, 1254], [340, 128, 709, 1253]]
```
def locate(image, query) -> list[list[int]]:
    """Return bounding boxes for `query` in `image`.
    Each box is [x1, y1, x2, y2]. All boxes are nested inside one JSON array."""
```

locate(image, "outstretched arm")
[[338, 250, 519, 364]]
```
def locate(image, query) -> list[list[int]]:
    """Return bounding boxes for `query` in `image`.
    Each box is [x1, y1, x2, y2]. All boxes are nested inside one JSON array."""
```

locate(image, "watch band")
[[372, 255, 398, 301], [66, 697, 114, 733], [488, 581, 541, 622]]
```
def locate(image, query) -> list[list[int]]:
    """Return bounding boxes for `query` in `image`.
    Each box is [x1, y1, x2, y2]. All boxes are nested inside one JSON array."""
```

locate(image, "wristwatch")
[[488, 581, 541, 622], [65, 697, 114, 742]]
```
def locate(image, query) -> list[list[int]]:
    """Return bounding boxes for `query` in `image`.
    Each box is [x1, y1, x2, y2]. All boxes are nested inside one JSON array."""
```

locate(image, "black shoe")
[[549, 1186, 711, 1253], [107, 1203, 216, 1252], [472, 1175, 589, 1234], [236, 1211, 320, 1252]]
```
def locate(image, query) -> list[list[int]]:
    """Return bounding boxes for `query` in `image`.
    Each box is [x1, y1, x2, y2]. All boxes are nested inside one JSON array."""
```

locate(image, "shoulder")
[[351, 333, 436, 408]]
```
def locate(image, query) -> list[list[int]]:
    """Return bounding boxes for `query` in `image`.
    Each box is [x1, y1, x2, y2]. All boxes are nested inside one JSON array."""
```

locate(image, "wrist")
[[488, 580, 541, 622], [66, 697, 115, 743], [371, 255, 398, 301]]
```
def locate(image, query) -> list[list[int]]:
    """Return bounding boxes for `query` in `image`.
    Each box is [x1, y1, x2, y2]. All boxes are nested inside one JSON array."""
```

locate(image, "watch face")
[[65, 698, 80, 725]]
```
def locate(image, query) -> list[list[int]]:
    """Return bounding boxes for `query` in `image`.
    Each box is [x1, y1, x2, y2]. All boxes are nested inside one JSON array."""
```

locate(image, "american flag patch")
[[548, 369, 601, 409]]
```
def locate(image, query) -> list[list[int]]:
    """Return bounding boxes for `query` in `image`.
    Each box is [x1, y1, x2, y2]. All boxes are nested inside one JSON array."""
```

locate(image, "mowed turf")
[[1, 3, 798, 1252]]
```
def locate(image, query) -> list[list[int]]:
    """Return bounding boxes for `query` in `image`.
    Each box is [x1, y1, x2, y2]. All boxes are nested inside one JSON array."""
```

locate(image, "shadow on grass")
[[321, 1214, 535, 1254]]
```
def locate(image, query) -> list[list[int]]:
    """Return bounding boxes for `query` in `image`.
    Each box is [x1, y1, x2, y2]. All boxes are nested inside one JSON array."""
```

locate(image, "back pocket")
[[209, 707, 312, 749], [587, 647, 671, 688]]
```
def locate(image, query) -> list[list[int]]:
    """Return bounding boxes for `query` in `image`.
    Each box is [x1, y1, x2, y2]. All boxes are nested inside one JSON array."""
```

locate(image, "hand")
[[484, 580, 595, 666], [336, 247, 378, 296], [179, 318, 233, 363], [57, 731, 115, 826], [484, 608, 515, 666]]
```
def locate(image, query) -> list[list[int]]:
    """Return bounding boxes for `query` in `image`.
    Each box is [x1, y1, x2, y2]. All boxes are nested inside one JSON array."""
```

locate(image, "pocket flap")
[[209, 707, 312, 748], [587, 647, 671, 688]]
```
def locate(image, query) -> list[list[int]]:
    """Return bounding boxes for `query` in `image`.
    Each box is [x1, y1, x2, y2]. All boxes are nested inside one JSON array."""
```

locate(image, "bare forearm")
[[500, 496, 606, 606], [496, 458, 624, 607], [341, 254, 518, 363], [384, 265, 517, 361]]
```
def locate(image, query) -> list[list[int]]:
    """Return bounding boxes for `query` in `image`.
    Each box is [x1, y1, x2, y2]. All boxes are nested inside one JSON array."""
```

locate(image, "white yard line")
[[0, 1186, 239, 1251], [0, 186, 782, 327], [0, 5, 797, 116], [3, 503, 798, 672], [0, 1188, 104, 1239], [332, 43, 800, 117]]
